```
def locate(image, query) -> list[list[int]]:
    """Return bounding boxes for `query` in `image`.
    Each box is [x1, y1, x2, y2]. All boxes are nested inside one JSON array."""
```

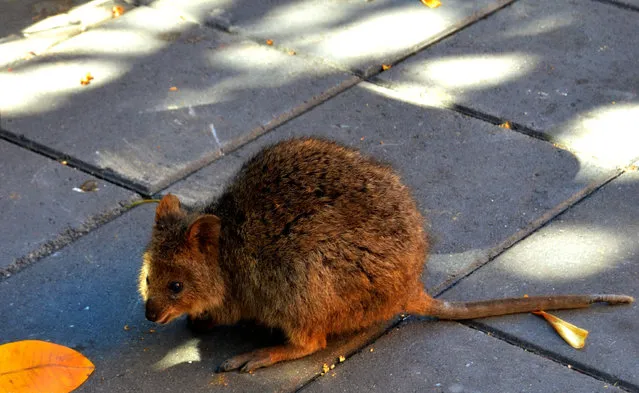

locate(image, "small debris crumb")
[[80, 72, 94, 86], [112, 6, 124, 17], [499, 121, 512, 129]]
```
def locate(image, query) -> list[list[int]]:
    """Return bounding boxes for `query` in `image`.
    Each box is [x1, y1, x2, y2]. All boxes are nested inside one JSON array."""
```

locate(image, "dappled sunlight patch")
[[57, 27, 171, 56], [360, 80, 450, 108], [316, 5, 445, 61], [501, 14, 574, 39], [0, 0, 133, 68], [208, 42, 333, 91], [553, 104, 639, 168], [152, 338, 201, 371], [1, 8, 187, 116], [0, 58, 128, 114], [253, 2, 339, 35], [418, 53, 538, 89], [500, 225, 629, 281]]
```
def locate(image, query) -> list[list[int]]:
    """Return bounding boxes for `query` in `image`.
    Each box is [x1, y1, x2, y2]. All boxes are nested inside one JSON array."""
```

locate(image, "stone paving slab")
[[0, 0, 132, 68], [299, 320, 625, 393], [167, 82, 616, 292], [0, 139, 136, 270], [379, 0, 639, 169], [0, 203, 391, 393], [0, 5, 356, 194], [443, 170, 639, 389], [148, 0, 514, 76]]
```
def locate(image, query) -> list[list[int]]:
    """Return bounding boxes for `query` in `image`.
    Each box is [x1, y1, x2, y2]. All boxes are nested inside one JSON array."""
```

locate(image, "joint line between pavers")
[[0, 126, 152, 197], [293, 319, 402, 393], [0, 194, 143, 281], [366, 76, 557, 146], [431, 169, 625, 298], [591, 0, 639, 13], [463, 321, 638, 392]]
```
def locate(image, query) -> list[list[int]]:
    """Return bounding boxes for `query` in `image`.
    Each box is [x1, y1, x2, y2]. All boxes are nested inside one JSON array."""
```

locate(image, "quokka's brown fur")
[[139, 137, 633, 372]]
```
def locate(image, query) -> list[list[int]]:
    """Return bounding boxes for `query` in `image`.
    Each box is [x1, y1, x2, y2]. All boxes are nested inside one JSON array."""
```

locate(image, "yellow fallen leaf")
[[421, 0, 442, 8], [266, 39, 274, 45], [532, 311, 589, 349], [338, 355, 346, 362], [169, 86, 178, 91], [382, 64, 392, 71], [0, 340, 95, 393]]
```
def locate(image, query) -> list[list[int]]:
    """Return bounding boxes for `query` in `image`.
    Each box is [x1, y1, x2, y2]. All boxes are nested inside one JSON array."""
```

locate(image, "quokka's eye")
[[146, 276, 150, 285], [168, 281, 183, 294]]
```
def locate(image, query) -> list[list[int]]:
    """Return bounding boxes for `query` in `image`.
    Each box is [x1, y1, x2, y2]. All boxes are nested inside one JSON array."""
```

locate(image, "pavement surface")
[[1, 0, 638, 392]]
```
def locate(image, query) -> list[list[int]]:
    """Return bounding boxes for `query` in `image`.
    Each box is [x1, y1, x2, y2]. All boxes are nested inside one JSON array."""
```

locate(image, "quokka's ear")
[[186, 215, 221, 253], [155, 194, 182, 222]]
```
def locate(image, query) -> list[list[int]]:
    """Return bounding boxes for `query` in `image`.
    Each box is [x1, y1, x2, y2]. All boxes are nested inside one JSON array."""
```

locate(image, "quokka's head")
[[139, 194, 225, 324]]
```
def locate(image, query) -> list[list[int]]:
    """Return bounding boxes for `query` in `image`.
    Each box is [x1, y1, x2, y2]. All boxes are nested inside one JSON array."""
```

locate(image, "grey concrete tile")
[[0, 5, 355, 193], [167, 82, 616, 292], [0, 203, 390, 392], [443, 170, 639, 388], [380, 0, 639, 169], [149, 0, 515, 75], [0, 140, 136, 269], [0, 0, 132, 68], [299, 321, 625, 393]]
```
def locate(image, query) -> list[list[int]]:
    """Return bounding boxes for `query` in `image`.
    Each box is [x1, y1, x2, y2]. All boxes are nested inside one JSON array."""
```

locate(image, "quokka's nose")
[[145, 300, 159, 322]]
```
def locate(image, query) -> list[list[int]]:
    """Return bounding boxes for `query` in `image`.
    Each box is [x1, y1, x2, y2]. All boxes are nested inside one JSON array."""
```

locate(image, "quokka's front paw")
[[217, 349, 274, 373]]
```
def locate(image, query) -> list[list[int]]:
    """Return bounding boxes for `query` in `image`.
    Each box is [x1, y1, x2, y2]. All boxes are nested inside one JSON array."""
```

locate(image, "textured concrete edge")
[[151, 75, 363, 195], [462, 321, 637, 392], [431, 168, 626, 297], [358, 0, 518, 78], [0, 193, 143, 281]]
